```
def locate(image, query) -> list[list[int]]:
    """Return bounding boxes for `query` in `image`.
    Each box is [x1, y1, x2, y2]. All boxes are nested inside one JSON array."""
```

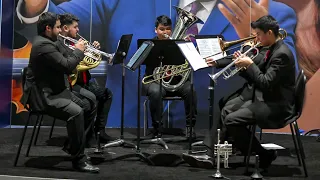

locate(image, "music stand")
[[92, 34, 136, 153], [113, 40, 187, 166], [136, 39, 198, 150], [190, 35, 226, 149]]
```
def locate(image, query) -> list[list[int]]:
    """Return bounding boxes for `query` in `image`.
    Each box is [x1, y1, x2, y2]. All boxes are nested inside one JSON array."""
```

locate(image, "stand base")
[[140, 138, 169, 149], [209, 173, 230, 180], [192, 140, 204, 146], [251, 172, 263, 180], [102, 139, 137, 149]]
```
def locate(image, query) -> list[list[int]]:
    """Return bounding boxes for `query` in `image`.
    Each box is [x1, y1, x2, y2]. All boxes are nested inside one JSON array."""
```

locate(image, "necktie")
[[264, 50, 271, 62], [186, 1, 200, 36]]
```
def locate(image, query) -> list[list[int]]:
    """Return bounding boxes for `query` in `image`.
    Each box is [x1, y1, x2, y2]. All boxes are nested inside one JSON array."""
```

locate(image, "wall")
[[0, 0, 13, 127], [4, 0, 319, 133]]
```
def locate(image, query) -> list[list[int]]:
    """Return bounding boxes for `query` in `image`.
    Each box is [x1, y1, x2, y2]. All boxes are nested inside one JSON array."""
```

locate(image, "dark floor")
[[1, 127, 319, 180]]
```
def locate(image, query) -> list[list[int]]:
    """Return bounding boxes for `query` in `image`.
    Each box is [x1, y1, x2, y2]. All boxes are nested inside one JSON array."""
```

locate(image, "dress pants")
[[142, 80, 197, 130], [71, 88, 97, 144], [46, 91, 96, 164], [75, 81, 112, 133], [203, 96, 268, 156]]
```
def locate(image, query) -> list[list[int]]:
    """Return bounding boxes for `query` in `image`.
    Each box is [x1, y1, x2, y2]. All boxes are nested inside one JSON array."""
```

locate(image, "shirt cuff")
[[16, 0, 50, 24]]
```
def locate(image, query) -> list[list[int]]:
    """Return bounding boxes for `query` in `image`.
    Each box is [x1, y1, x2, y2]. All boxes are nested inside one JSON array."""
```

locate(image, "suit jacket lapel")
[[200, 0, 229, 35], [265, 40, 283, 67]]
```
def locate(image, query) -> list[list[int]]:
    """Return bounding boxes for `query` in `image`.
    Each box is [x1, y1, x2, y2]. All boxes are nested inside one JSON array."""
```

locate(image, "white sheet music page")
[[196, 37, 226, 60], [175, 41, 209, 71]]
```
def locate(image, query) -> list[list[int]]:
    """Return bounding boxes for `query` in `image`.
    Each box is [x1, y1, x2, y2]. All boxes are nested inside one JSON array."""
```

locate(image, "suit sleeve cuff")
[[16, 0, 50, 24], [73, 49, 85, 60], [245, 63, 260, 79]]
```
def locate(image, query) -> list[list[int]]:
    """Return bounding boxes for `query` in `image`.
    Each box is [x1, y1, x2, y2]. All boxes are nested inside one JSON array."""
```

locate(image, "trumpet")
[[59, 34, 114, 60], [207, 28, 288, 83], [208, 42, 261, 83], [59, 33, 114, 85]]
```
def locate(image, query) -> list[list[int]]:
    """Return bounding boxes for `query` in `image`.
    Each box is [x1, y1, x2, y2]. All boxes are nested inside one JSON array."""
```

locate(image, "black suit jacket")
[[56, 37, 91, 85], [28, 35, 84, 110], [245, 40, 295, 128]]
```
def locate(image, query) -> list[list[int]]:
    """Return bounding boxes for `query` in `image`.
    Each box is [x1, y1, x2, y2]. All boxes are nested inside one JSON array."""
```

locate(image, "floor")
[[1, 127, 319, 180]]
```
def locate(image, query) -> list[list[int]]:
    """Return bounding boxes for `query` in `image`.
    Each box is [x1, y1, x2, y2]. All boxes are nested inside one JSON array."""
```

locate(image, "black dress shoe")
[[259, 150, 277, 169], [72, 161, 100, 173], [99, 133, 117, 143], [182, 153, 214, 169]]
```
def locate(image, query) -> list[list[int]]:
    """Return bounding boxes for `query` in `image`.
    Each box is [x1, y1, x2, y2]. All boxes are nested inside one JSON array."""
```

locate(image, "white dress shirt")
[[178, 0, 217, 32], [16, 0, 50, 24]]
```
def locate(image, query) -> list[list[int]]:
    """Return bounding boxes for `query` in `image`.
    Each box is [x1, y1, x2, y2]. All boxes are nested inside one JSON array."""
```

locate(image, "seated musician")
[[27, 12, 99, 172], [56, 13, 116, 143], [183, 15, 296, 171], [142, 15, 198, 138]]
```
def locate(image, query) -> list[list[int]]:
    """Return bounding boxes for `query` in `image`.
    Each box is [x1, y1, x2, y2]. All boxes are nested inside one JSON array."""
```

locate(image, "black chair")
[[245, 69, 308, 177], [14, 67, 57, 166]]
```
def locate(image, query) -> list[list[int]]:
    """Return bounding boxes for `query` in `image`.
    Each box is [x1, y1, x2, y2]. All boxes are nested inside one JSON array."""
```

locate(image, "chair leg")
[[290, 123, 301, 166], [259, 128, 263, 141], [14, 113, 32, 166], [143, 99, 148, 136], [49, 118, 56, 139], [34, 115, 43, 145], [293, 122, 308, 177], [26, 115, 41, 157], [245, 125, 256, 173]]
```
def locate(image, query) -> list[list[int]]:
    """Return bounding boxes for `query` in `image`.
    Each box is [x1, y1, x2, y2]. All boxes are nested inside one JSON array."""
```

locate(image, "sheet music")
[[175, 41, 209, 71], [196, 38, 226, 60]]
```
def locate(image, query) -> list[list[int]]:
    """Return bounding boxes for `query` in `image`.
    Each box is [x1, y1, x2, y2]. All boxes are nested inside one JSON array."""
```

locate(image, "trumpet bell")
[[171, 6, 203, 39]]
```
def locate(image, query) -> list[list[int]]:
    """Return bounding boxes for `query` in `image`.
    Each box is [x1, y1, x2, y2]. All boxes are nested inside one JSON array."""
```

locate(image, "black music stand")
[[137, 39, 197, 150], [189, 35, 226, 150], [113, 40, 186, 166], [92, 34, 136, 156]]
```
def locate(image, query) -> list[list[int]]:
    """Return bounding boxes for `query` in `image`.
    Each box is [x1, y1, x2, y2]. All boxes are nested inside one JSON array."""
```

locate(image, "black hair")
[[37, 12, 60, 35], [155, 15, 172, 28], [59, 13, 79, 27], [251, 15, 279, 37]]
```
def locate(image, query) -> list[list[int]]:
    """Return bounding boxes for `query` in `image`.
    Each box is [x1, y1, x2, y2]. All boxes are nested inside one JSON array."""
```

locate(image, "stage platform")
[[1, 128, 319, 180]]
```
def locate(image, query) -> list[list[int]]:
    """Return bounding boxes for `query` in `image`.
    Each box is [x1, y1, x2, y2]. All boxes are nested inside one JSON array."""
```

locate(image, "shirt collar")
[[179, 0, 217, 12]]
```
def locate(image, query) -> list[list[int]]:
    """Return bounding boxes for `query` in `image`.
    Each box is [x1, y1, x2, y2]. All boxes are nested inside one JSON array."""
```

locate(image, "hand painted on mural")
[[276, 0, 320, 79], [218, 0, 269, 38]]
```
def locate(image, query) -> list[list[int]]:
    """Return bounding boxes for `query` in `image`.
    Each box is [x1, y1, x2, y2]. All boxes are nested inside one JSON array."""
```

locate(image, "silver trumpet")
[[58, 34, 114, 60], [208, 42, 261, 83]]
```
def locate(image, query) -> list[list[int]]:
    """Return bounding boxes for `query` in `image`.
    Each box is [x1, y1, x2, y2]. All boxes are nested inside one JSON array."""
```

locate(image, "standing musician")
[[183, 15, 295, 171], [27, 12, 99, 173], [142, 15, 198, 139], [56, 13, 116, 143]]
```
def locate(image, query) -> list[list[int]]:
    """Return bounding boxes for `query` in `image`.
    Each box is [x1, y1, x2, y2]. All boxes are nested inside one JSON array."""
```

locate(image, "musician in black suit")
[[56, 13, 116, 143], [28, 12, 99, 173], [183, 15, 295, 170], [142, 15, 198, 138]]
